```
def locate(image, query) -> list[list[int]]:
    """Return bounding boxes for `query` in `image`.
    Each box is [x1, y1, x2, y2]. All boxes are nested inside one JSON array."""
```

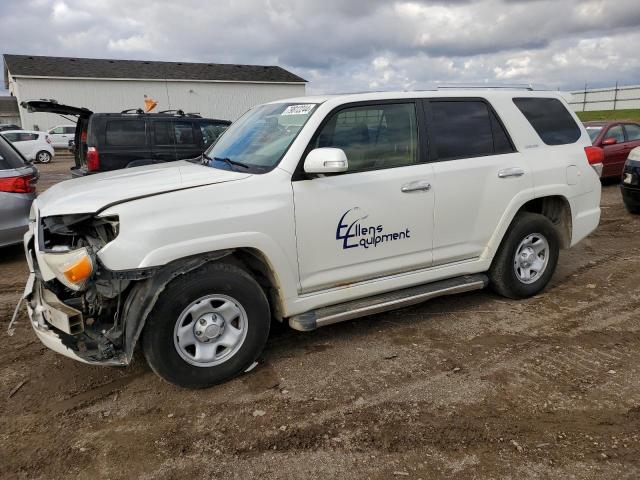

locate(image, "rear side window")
[[174, 121, 196, 145], [2, 132, 37, 142], [0, 136, 27, 169], [625, 124, 640, 142], [154, 121, 175, 145], [105, 120, 146, 146], [513, 97, 581, 145], [64, 126, 76, 134], [429, 101, 514, 160]]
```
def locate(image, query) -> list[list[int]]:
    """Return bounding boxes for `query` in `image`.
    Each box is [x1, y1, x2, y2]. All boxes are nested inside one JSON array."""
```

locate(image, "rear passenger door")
[[152, 120, 178, 162], [173, 121, 203, 160], [424, 99, 532, 265], [102, 119, 150, 170]]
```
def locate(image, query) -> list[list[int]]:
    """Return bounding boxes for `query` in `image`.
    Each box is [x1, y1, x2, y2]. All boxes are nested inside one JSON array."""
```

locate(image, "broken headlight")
[[42, 247, 94, 291]]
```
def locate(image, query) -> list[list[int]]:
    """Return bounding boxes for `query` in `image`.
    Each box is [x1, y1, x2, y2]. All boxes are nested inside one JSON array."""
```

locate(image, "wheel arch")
[[119, 247, 286, 362]]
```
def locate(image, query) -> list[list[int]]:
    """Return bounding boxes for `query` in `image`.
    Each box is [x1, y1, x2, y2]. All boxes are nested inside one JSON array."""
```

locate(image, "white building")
[[3, 54, 306, 131]]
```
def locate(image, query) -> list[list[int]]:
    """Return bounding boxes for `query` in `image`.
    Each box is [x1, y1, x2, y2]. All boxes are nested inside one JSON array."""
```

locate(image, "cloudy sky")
[[1, 0, 639, 94]]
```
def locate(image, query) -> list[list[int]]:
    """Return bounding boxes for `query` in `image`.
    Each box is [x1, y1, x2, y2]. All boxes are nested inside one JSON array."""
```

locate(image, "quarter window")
[[313, 103, 419, 172], [624, 124, 640, 142], [105, 120, 146, 146], [429, 101, 514, 160], [513, 97, 581, 145]]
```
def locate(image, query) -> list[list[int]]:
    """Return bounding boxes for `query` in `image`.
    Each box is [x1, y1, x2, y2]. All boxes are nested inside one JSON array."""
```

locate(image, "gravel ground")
[[1, 158, 639, 479]]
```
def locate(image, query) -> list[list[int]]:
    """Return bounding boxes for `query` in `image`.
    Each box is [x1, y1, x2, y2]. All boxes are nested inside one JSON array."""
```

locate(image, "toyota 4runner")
[[17, 89, 602, 388]]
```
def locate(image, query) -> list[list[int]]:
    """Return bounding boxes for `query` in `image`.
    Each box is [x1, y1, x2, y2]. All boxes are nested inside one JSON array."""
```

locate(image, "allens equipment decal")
[[336, 207, 410, 250]]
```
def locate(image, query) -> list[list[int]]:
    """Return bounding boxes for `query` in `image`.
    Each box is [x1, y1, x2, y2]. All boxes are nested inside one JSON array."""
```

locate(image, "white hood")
[[37, 160, 250, 217]]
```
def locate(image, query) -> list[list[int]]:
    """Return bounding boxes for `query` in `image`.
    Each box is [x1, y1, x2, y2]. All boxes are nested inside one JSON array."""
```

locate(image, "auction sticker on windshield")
[[282, 104, 316, 115]]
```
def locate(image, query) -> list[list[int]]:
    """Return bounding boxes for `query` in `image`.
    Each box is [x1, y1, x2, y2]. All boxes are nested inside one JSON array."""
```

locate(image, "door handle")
[[498, 167, 525, 178], [401, 180, 431, 193]]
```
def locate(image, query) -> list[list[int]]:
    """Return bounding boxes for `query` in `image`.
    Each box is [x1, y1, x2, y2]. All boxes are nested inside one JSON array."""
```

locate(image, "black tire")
[[488, 212, 560, 299], [624, 204, 640, 215], [36, 151, 52, 164], [141, 262, 270, 388]]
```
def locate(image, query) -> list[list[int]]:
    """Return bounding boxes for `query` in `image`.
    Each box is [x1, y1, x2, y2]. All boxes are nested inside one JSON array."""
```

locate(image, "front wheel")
[[489, 212, 560, 299], [141, 262, 271, 388], [36, 150, 52, 164]]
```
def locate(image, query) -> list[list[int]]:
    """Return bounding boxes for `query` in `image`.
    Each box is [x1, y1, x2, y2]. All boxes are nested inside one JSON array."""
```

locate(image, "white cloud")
[[1, 0, 639, 94]]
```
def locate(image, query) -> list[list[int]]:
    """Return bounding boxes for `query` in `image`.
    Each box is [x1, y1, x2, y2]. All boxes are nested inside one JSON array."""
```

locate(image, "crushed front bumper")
[[21, 226, 127, 366]]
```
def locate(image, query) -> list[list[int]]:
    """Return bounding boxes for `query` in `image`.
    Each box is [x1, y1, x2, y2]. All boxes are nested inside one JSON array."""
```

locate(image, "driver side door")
[[292, 101, 435, 293]]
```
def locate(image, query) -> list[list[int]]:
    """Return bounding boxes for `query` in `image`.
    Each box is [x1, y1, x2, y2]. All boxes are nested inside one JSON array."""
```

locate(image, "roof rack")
[[437, 83, 534, 91], [158, 109, 185, 116], [121, 108, 145, 114]]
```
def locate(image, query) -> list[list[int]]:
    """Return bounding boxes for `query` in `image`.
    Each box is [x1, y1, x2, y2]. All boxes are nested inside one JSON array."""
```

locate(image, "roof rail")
[[437, 83, 534, 91], [121, 108, 145, 114], [158, 109, 185, 116]]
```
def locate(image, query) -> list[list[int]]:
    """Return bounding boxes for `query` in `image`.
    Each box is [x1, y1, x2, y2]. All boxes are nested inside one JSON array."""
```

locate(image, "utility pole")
[[613, 81, 619, 111], [583, 83, 588, 112]]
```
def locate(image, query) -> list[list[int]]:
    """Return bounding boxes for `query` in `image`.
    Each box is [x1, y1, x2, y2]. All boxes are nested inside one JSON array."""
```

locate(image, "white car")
[[1, 130, 55, 163], [47, 124, 76, 149], [20, 88, 601, 388]]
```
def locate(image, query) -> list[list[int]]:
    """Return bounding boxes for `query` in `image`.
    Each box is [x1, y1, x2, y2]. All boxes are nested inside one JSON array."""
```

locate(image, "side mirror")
[[303, 148, 348, 174], [602, 137, 617, 146]]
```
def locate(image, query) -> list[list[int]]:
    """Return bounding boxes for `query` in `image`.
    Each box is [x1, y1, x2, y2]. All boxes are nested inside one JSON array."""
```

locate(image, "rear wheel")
[[36, 151, 52, 163], [489, 212, 560, 299], [141, 262, 271, 388]]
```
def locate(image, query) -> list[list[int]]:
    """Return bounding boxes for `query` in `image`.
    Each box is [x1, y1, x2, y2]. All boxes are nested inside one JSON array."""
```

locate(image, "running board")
[[288, 274, 488, 332]]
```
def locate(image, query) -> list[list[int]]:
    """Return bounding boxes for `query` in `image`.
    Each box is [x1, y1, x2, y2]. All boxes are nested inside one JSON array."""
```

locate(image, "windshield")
[[586, 126, 602, 143], [202, 102, 318, 173]]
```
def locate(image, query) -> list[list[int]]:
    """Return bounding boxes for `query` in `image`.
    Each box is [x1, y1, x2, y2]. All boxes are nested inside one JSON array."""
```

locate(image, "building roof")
[[3, 54, 306, 88]]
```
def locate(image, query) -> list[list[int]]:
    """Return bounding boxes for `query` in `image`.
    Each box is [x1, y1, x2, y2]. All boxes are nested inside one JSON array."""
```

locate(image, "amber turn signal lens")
[[63, 255, 93, 283]]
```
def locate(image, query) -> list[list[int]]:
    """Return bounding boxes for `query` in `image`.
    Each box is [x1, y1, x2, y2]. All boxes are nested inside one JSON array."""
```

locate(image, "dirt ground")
[[1, 158, 639, 480]]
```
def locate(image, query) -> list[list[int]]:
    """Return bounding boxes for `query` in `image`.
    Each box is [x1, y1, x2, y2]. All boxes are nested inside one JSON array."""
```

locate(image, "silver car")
[[0, 134, 38, 247]]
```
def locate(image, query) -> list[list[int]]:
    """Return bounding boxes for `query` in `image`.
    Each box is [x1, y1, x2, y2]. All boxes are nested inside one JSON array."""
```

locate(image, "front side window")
[[513, 97, 581, 145], [312, 103, 419, 172], [50, 127, 64, 134], [429, 101, 514, 160], [605, 125, 625, 143], [2, 132, 18, 142], [204, 102, 318, 173], [624, 124, 640, 142], [200, 122, 228, 148], [105, 120, 146, 146]]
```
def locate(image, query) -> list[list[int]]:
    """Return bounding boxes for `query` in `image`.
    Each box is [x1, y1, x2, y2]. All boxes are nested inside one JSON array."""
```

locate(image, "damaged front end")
[[22, 210, 155, 365]]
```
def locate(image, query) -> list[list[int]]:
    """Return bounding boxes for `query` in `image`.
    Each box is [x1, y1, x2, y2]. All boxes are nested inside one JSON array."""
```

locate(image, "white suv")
[[19, 89, 601, 387]]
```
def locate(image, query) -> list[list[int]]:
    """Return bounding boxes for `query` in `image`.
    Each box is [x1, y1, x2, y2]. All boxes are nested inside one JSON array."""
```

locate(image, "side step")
[[289, 274, 488, 332]]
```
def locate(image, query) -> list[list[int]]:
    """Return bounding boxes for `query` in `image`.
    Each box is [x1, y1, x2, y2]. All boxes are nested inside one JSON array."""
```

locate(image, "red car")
[[584, 121, 640, 178]]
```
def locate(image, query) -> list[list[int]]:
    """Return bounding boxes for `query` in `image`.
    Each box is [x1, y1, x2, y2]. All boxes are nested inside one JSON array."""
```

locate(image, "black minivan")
[[21, 101, 231, 176]]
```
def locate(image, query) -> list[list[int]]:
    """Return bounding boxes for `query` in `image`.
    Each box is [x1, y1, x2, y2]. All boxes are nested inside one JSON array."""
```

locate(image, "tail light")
[[86, 147, 100, 171], [45, 135, 52, 144], [0, 174, 37, 193], [584, 146, 604, 177]]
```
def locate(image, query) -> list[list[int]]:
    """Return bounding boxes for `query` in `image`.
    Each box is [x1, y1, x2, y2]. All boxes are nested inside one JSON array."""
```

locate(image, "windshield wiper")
[[201, 153, 250, 170]]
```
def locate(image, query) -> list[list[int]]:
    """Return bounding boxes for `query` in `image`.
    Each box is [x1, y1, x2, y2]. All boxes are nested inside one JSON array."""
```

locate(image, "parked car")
[[584, 121, 640, 178], [47, 124, 76, 148], [21, 101, 231, 176], [0, 124, 21, 132], [0, 130, 55, 164], [0, 134, 38, 248], [21, 89, 601, 388], [621, 146, 640, 213]]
